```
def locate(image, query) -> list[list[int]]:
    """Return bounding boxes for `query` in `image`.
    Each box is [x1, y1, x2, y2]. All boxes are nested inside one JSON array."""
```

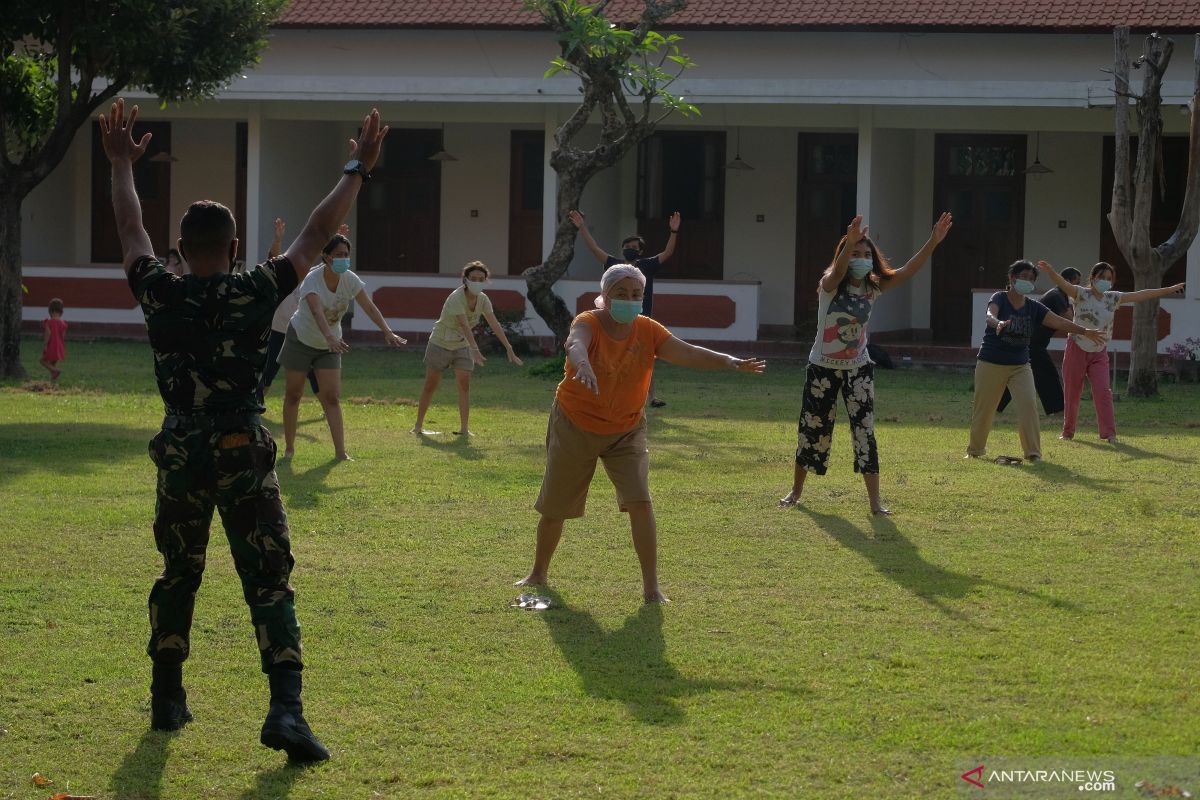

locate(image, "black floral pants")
[[795, 363, 879, 475]]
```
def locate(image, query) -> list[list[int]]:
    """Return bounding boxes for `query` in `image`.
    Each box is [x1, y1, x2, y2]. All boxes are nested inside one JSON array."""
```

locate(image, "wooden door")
[[636, 131, 725, 279], [1100, 135, 1188, 288], [507, 130, 544, 274], [356, 129, 442, 272], [794, 133, 858, 331], [932, 134, 1026, 343], [92, 121, 171, 262]]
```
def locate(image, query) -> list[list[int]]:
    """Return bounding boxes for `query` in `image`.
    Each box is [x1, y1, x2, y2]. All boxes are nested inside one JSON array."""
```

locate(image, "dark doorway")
[[636, 130, 725, 280], [92, 120, 171, 263], [794, 133, 858, 331], [932, 134, 1027, 343], [356, 129, 442, 272], [508, 130, 544, 275], [1100, 135, 1188, 289]]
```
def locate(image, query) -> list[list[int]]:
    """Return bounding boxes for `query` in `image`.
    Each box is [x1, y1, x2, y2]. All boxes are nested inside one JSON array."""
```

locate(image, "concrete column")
[[856, 106, 874, 222], [245, 103, 262, 268], [542, 105, 559, 262], [1188, 239, 1200, 300]]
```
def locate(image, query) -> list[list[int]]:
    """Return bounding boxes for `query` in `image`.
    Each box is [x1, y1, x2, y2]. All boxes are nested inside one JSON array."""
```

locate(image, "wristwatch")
[[343, 160, 371, 182]]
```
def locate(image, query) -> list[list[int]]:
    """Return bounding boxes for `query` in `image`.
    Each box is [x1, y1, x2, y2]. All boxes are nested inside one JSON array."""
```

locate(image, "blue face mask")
[[1093, 279, 1113, 292], [608, 298, 642, 324], [848, 258, 873, 279], [1013, 279, 1036, 295], [331, 257, 351, 274]]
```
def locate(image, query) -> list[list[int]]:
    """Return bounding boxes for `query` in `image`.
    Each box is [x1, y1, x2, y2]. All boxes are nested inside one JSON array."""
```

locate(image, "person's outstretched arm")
[[98, 100, 156, 273], [1042, 311, 1106, 346], [355, 289, 406, 347], [656, 336, 766, 373], [881, 212, 953, 292], [455, 315, 487, 366], [819, 215, 864, 293], [564, 322, 599, 394], [304, 294, 349, 353], [567, 210, 611, 264], [268, 218, 285, 259], [1118, 282, 1185, 305], [284, 110, 388, 282], [1035, 260, 1082, 301], [652, 212, 681, 263], [482, 309, 524, 365]]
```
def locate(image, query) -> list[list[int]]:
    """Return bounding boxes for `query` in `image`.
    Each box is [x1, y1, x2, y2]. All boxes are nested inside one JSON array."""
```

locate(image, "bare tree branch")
[[1107, 27, 1133, 250], [1157, 33, 1200, 265]]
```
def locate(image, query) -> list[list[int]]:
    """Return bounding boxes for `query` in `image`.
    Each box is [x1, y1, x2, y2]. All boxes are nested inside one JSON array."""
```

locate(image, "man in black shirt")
[[568, 209, 681, 406], [101, 98, 388, 761], [998, 266, 1081, 415]]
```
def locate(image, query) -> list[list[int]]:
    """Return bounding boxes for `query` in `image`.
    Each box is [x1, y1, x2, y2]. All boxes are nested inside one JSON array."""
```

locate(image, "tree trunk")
[[522, 162, 590, 352], [0, 191, 28, 379], [1127, 264, 1163, 396]]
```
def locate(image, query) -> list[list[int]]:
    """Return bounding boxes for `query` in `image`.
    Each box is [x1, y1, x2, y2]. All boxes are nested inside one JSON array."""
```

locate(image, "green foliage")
[[525, 0, 699, 118], [473, 309, 535, 356], [1, 0, 286, 161]]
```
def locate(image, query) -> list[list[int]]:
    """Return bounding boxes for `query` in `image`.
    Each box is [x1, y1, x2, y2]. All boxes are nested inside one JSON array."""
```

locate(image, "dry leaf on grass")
[[32, 772, 53, 786], [48, 793, 98, 800]]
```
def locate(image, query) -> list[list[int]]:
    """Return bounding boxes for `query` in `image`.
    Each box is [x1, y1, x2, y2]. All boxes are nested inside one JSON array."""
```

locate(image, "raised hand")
[[932, 212, 953, 244], [669, 211, 681, 233], [1036, 259, 1055, 274], [98, 99, 152, 164], [274, 218, 286, 239], [338, 223, 350, 237], [568, 210, 586, 229], [349, 109, 389, 173], [846, 215, 867, 246], [1166, 283, 1185, 296]]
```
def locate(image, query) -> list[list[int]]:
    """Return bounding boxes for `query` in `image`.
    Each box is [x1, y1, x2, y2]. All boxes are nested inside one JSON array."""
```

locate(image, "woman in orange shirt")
[[515, 264, 765, 603]]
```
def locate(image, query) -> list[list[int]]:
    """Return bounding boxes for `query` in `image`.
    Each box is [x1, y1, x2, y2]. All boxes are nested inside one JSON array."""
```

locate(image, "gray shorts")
[[424, 340, 474, 372], [278, 324, 341, 372]]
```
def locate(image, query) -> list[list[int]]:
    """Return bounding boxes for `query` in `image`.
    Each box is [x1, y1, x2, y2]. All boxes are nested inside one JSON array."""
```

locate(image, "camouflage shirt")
[[128, 255, 300, 415]]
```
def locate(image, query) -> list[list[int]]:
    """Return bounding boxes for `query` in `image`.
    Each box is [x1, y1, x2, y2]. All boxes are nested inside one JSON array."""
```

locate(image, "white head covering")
[[594, 263, 646, 309]]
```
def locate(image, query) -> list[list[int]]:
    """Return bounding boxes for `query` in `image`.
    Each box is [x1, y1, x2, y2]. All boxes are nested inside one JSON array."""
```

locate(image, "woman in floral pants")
[[779, 212, 952, 515]]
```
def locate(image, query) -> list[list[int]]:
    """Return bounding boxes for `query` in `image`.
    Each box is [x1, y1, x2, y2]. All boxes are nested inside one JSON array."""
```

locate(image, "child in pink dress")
[[40, 298, 68, 382]]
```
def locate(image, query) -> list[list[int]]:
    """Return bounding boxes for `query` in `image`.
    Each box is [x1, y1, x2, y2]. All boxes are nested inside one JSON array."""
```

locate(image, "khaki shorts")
[[534, 402, 651, 519], [424, 340, 475, 372], [278, 324, 341, 372]]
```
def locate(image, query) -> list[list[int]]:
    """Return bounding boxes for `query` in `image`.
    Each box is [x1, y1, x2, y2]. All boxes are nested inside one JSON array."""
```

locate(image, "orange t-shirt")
[[555, 311, 673, 434]]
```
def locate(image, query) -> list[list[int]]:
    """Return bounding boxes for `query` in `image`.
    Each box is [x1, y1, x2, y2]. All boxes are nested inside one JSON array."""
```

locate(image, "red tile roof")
[[276, 1, 1200, 32]]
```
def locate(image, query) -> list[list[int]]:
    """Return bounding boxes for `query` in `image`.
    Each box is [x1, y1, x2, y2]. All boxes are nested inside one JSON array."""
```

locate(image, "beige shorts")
[[424, 340, 475, 372], [534, 402, 651, 520]]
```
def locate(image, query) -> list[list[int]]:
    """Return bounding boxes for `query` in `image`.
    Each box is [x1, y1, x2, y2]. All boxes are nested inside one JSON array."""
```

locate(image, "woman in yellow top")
[[515, 264, 765, 603], [411, 261, 523, 436]]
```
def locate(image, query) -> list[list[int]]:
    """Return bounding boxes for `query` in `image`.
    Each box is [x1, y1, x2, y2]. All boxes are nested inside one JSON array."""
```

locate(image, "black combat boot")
[[260, 668, 330, 762], [150, 663, 193, 731]]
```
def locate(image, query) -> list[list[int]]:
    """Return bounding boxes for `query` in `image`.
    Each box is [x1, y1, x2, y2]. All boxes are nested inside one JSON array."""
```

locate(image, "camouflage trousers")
[[147, 421, 303, 673]]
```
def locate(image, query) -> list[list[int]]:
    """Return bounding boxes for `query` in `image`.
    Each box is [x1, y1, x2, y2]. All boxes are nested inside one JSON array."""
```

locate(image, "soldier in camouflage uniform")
[[100, 98, 388, 761]]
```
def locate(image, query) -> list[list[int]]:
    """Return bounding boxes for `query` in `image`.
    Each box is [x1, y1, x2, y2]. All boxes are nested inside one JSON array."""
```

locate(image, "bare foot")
[[778, 490, 801, 508], [50, 368, 61, 381], [514, 573, 548, 588], [871, 505, 892, 516], [643, 589, 671, 604], [281, 449, 295, 459]]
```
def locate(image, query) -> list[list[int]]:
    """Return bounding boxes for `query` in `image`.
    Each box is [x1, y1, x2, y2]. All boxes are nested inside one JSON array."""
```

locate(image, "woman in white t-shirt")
[[279, 233, 407, 460], [779, 212, 952, 515], [411, 261, 523, 436], [1038, 260, 1184, 444]]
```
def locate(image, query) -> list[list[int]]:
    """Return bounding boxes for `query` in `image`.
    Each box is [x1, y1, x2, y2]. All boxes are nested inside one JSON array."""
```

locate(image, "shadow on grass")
[[1069, 437, 1195, 464], [538, 591, 741, 725], [110, 729, 170, 799], [237, 760, 308, 800], [800, 509, 1076, 627], [415, 432, 484, 460], [275, 458, 341, 510], [0, 422, 152, 488]]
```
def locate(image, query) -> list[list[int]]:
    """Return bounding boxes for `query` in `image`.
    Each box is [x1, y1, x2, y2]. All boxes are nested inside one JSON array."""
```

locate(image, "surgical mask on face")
[[848, 258, 873, 279], [331, 257, 351, 274], [622, 248, 641, 262], [1013, 279, 1036, 295], [466, 280, 486, 295], [1093, 279, 1113, 292], [607, 298, 642, 324]]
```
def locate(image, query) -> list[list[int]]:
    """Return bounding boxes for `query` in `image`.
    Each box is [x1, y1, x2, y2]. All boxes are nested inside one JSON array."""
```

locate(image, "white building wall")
[[257, 119, 344, 267], [867, 127, 917, 333], [439, 122, 512, 274], [908, 130, 936, 330], [168, 120, 239, 247], [21, 133, 85, 264], [1023, 132, 1104, 289]]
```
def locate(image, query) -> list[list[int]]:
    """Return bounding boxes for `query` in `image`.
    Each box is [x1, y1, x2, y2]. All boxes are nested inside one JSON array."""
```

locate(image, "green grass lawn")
[[1, 339, 1198, 799]]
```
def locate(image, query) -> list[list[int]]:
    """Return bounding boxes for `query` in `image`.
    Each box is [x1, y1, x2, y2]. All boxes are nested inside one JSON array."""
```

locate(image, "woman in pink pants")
[[1037, 260, 1184, 444]]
